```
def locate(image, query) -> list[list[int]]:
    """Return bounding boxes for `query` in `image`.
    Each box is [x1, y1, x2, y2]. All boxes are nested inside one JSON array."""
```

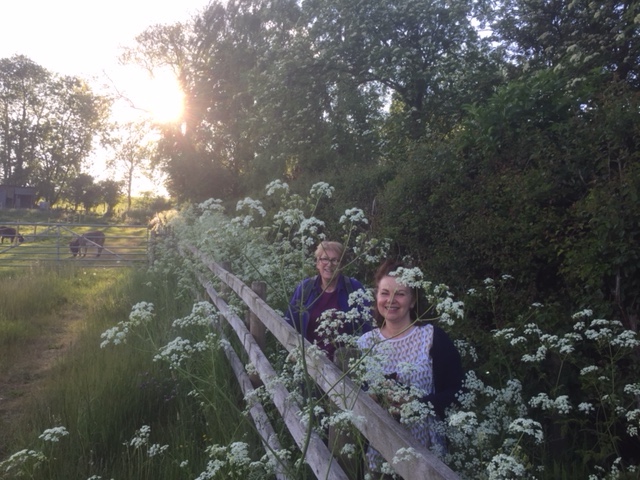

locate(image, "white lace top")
[[358, 324, 443, 470]]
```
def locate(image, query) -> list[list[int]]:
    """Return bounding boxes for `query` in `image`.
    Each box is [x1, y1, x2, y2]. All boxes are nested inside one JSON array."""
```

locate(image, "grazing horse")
[[0, 226, 25, 245], [69, 231, 105, 257]]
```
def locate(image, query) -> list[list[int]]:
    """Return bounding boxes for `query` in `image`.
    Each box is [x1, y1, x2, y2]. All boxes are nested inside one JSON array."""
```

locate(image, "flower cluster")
[[143, 183, 640, 479], [153, 333, 218, 369], [126, 425, 169, 458], [100, 302, 155, 348], [265, 179, 290, 197], [195, 442, 273, 479], [309, 181, 334, 200], [38, 426, 69, 443], [339, 207, 368, 226]]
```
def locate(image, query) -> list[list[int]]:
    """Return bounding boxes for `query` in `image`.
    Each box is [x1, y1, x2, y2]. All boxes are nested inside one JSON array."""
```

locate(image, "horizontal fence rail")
[[0, 222, 151, 268], [183, 243, 460, 480]]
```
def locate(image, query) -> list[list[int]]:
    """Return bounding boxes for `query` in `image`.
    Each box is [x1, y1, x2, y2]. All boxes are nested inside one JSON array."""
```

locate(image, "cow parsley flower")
[[507, 418, 544, 444], [148, 443, 169, 457], [611, 329, 640, 349], [38, 426, 69, 443], [172, 302, 217, 329], [198, 198, 225, 214], [572, 309, 593, 320], [273, 208, 305, 227], [626, 409, 640, 437], [309, 182, 334, 199], [129, 302, 154, 326], [236, 197, 266, 217], [624, 383, 640, 396], [448, 411, 479, 434], [580, 365, 599, 376], [297, 217, 325, 239], [522, 345, 547, 363], [100, 302, 155, 348], [339, 207, 368, 225], [389, 266, 424, 288], [578, 402, 595, 414], [153, 333, 218, 369], [529, 393, 572, 414], [0, 449, 46, 473], [392, 447, 424, 465], [128, 425, 151, 448], [486, 453, 526, 479], [265, 179, 289, 197]]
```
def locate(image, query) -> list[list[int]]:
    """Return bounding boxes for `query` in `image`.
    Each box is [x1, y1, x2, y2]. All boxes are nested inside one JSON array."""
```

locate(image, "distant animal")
[[0, 226, 25, 245], [69, 231, 105, 257]]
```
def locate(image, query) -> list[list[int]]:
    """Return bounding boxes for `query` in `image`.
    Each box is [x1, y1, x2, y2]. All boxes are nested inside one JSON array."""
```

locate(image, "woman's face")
[[376, 275, 414, 324], [316, 249, 341, 284]]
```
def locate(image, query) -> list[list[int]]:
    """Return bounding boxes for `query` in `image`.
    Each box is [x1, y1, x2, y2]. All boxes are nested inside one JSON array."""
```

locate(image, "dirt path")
[[0, 304, 84, 454]]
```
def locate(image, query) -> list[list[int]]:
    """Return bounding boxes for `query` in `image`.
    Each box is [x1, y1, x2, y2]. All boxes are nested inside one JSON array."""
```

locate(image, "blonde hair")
[[314, 241, 344, 261]]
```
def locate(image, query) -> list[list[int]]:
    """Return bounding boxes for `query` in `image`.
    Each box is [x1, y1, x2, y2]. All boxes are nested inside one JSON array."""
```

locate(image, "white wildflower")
[[339, 207, 368, 225], [507, 418, 544, 444], [265, 179, 289, 196], [38, 426, 69, 443], [236, 197, 266, 217], [392, 447, 424, 465], [487, 453, 526, 479], [148, 443, 169, 457], [578, 402, 595, 414], [129, 425, 151, 449], [572, 309, 593, 320]]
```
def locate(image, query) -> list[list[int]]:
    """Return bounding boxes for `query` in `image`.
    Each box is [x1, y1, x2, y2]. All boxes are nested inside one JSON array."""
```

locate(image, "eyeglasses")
[[317, 257, 340, 265]]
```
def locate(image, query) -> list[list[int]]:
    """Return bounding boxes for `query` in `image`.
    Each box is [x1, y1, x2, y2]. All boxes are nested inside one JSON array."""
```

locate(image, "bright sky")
[[1, 0, 211, 196]]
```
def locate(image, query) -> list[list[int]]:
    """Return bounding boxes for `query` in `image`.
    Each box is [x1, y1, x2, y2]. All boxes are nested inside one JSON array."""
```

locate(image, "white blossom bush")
[[95, 180, 640, 479], [449, 276, 640, 479], [0, 426, 69, 478], [162, 181, 390, 314]]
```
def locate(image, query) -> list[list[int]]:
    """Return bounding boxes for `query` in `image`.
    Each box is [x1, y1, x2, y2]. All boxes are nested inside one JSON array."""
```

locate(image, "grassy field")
[[0, 264, 259, 480]]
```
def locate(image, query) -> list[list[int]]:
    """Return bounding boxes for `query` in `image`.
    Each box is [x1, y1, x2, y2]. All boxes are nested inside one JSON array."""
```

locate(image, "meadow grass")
[[0, 266, 76, 376], [0, 265, 260, 480]]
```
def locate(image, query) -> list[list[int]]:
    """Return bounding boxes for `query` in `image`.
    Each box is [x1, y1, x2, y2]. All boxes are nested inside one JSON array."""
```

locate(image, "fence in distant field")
[[182, 243, 461, 480], [0, 222, 152, 268]]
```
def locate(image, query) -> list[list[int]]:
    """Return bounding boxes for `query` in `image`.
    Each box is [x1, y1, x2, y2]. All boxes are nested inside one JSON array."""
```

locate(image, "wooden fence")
[[184, 244, 460, 480], [0, 222, 151, 268]]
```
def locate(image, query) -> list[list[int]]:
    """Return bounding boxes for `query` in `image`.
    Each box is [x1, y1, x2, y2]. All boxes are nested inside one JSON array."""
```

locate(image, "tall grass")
[[0, 266, 259, 480], [0, 266, 77, 376]]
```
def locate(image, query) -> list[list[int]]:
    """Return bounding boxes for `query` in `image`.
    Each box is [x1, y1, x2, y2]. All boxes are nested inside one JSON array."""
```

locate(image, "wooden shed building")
[[0, 185, 37, 209]]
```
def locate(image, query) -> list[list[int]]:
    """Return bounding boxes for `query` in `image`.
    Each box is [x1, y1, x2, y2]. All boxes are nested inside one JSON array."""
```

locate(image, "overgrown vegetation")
[[1, 181, 638, 479], [1, 0, 639, 478], [0, 265, 258, 480]]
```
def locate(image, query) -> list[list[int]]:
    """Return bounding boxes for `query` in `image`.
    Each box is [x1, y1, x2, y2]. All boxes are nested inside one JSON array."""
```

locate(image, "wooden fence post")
[[219, 261, 232, 300], [249, 281, 267, 386]]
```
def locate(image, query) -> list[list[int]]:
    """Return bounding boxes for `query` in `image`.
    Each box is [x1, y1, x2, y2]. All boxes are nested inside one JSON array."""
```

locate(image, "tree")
[[0, 55, 48, 185], [487, 0, 640, 88], [108, 120, 155, 211], [302, 0, 498, 141], [0, 55, 111, 204], [127, 0, 387, 199], [98, 179, 122, 217], [80, 183, 103, 213], [67, 173, 96, 211]]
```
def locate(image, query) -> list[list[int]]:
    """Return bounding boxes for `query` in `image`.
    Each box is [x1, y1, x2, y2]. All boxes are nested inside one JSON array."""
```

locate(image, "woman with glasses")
[[285, 240, 371, 360]]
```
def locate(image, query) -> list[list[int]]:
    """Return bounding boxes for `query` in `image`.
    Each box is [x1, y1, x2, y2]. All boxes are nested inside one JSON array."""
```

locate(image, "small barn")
[[0, 185, 37, 209]]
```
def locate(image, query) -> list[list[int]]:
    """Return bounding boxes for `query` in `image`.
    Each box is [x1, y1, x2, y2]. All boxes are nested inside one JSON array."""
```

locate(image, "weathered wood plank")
[[198, 273, 349, 480], [202, 280, 289, 479]]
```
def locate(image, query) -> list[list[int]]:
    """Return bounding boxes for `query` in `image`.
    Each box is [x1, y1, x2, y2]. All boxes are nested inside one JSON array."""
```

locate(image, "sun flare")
[[127, 67, 184, 124]]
